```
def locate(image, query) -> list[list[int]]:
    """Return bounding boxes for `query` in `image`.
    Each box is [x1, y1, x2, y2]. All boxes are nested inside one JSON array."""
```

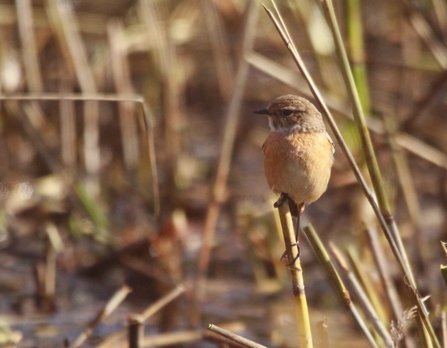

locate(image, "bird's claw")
[[280, 243, 301, 267], [274, 193, 289, 208]]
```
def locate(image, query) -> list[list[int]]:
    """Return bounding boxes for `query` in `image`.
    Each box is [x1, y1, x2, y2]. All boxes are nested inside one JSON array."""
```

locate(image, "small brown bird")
[[254, 95, 334, 221]]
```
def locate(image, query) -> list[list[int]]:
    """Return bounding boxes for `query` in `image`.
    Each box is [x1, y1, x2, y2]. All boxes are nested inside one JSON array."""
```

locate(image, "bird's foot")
[[280, 242, 301, 269], [274, 193, 289, 209]]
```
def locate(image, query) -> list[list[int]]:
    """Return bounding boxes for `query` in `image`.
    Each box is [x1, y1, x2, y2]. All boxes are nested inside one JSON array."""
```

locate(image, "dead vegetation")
[[0, 0, 447, 347]]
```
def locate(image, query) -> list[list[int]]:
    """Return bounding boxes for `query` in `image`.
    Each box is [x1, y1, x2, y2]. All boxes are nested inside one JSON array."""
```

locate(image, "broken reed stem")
[[207, 324, 268, 348], [127, 285, 185, 348], [303, 225, 379, 348], [128, 316, 143, 348], [276, 203, 312, 348], [203, 331, 249, 348], [70, 285, 131, 348]]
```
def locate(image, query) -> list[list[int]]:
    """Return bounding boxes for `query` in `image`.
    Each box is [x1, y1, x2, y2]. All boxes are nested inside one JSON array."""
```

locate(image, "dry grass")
[[0, 0, 447, 347]]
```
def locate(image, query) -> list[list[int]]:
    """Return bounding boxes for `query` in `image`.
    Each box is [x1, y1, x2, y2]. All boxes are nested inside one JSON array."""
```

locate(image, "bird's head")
[[254, 95, 326, 133]]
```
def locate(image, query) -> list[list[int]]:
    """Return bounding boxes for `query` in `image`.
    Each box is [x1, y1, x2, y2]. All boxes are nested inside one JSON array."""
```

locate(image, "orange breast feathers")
[[262, 131, 334, 205]]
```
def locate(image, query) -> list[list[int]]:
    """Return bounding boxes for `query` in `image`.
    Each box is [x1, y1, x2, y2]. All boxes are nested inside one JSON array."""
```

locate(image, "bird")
[[254, 94, 334, 237]]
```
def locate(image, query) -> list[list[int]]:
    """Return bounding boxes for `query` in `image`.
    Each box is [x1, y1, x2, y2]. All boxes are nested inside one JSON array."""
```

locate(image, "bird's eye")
[[281, 109, 293, 117]]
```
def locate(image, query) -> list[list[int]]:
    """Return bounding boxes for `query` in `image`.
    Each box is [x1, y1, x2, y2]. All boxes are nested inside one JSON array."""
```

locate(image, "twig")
[[207, 324, 268, 348], [139, 285, 185, 321], [142, 329, 202, 347], [127, 285, 185, 348], [203, 330, 248, 348], [70, 285, 131, 348]]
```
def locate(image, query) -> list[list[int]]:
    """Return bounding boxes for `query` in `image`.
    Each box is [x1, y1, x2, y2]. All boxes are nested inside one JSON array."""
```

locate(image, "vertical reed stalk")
[[276, 203, 312, 348], [193, 0, 259, 323]]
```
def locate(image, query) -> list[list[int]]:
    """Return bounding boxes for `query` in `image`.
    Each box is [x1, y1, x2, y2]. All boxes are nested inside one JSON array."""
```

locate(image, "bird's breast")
[[262, 131, 333, 204]]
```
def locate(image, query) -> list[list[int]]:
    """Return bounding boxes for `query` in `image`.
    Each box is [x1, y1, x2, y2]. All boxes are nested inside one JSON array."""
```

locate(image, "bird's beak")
[[253, 108, 270, 115]]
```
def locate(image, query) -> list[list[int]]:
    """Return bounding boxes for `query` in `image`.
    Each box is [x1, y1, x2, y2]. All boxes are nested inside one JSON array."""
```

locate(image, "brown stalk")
[[99, 322, 246, 348], [200, 0, 234, 99], [108, 19, 139, 180], [207, 324, 268, 348], [44, 222, 64, 310], [70, 285, 131, 348], [203, 331, 249, 348], [409, 11, 447, 69], [59, 79, 77, 170], [127, 285, 185, 348], [15, 0, 43, 92], [46, 0, 101, 195], [193, 0, 259, 322], [139, 0, 182, 194]]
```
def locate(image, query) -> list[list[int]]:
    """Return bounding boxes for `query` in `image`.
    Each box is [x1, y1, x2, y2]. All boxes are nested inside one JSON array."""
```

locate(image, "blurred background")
[[0, 0, 447, 347]]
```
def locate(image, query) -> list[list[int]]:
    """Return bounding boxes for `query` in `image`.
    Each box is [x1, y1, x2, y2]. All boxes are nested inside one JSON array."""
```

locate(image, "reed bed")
[[0, 0, 446, 347]]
